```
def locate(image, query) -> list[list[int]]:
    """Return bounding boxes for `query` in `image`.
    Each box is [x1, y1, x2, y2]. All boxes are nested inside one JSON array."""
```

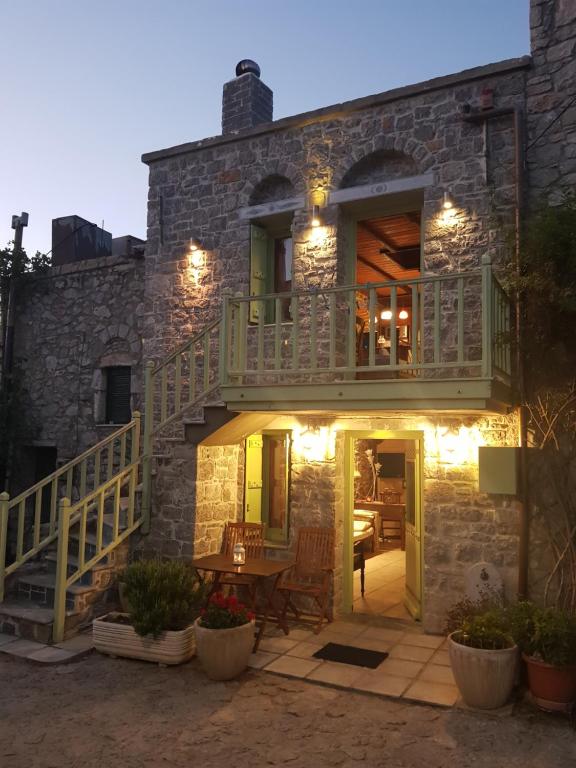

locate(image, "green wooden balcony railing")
[[220, 256, 512, 387]]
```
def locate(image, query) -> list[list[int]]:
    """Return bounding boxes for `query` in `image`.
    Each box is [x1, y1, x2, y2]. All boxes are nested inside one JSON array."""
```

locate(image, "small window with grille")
[[105, 366, 131, 424]]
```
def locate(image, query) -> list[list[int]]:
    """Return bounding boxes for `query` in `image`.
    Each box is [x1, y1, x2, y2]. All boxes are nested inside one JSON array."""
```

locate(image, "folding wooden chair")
[[278, 527, 335, 634], [211, 522, 264, 609]]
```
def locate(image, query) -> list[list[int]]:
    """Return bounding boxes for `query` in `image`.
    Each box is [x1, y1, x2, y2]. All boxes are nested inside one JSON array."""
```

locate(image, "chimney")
[[222, 60, 273, 134]]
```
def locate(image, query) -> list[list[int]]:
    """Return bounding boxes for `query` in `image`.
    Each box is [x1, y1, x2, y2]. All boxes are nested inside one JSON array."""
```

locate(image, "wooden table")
[[190, 554, 294, 651]]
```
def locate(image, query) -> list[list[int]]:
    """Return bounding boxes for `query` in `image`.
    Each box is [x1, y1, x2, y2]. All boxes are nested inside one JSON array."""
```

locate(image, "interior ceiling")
[[356, 212, 421, 294]]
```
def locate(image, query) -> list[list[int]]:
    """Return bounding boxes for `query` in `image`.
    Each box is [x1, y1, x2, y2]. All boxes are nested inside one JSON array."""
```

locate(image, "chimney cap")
[[235, 59, 261, 78]]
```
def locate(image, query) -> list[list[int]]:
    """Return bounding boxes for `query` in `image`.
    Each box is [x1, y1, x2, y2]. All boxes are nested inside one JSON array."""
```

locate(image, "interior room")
[[354, 211, 421, 373], [352, 437, 417, 621]]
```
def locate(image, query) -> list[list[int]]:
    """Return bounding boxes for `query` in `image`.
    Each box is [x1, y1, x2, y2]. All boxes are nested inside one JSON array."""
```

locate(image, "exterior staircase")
[[0, 313, 226, 644], [0, 512, 130, 643]]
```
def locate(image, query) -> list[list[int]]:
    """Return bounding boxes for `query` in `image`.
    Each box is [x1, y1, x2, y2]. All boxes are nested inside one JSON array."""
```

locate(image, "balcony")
[[220, 258, 514, 414]]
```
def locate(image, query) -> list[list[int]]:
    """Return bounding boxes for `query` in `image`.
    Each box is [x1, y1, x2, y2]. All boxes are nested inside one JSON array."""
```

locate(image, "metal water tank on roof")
[[51, 216, 112, 266]]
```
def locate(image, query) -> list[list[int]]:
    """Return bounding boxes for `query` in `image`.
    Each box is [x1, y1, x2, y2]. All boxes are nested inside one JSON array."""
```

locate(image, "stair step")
[[0, 600, 82, 644], [17, 572, 96, 595], [0, 599, 79, 623], [44, 552, 111, 572]]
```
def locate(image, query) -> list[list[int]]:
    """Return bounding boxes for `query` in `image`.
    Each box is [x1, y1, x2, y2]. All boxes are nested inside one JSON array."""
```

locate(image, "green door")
[[244, 434, 263, 523], [404, 445, 422, 619], [249, 224, 270, 323]]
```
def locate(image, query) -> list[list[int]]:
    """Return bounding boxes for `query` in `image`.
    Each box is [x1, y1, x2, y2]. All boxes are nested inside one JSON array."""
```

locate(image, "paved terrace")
[[1, 650, 573, 768]]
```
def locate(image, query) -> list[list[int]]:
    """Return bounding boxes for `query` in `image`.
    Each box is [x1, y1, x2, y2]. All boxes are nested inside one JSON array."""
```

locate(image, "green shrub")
[[451, 610, 514, 651], [520, 606, 576, 667], [122, 559, 206, 638], [444, 594, 503, 635]]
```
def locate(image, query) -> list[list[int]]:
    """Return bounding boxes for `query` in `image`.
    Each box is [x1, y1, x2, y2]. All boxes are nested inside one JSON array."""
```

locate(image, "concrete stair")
[[0, 498, 132, 644]]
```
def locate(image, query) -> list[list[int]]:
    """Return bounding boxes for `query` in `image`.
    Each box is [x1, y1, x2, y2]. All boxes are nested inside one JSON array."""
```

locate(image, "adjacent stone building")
[[10, 217, 145, 492]]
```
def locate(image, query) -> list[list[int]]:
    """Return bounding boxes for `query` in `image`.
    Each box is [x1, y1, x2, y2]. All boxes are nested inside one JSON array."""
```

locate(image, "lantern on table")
[[233, 542, 246, 565]]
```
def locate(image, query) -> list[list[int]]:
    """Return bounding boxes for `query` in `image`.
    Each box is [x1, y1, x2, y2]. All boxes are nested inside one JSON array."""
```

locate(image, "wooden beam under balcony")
[[221, 378, 514, 415]]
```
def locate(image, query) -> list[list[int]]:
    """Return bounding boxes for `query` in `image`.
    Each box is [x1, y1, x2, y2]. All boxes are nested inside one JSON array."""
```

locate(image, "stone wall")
[[12, 254, 144, 483], [527, 0, 576, 204]]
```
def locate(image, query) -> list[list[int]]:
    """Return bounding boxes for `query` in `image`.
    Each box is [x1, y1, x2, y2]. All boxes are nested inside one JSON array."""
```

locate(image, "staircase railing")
[[52, 461, 142, 642], [0, 414, 141, 601], [141, 316, 223, 526]]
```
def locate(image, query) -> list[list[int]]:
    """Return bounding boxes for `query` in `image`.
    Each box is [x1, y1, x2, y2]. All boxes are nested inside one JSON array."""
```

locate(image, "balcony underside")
[[221, 377, 514, 415]]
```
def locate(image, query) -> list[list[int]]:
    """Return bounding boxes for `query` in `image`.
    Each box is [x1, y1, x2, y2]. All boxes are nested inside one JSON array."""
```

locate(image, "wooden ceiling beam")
[[356, 255, 410, 294], [359, 221, 398, 253]]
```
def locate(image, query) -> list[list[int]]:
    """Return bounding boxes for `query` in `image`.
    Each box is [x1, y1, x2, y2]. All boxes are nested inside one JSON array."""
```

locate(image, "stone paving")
[[0, 629, 93, 664], [253, 620, 459, 707], [0, 650, 574, 768]]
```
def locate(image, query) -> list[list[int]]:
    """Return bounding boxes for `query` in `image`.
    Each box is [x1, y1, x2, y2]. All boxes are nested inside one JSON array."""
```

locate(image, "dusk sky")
[[1, 0, 529, 257]]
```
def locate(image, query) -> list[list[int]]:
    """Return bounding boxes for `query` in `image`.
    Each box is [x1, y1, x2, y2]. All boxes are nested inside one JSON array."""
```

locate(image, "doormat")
[[313, 642, 389, 669]]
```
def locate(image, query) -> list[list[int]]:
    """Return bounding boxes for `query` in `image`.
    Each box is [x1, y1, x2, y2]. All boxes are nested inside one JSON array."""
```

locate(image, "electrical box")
[[478, 446, 518, 495]]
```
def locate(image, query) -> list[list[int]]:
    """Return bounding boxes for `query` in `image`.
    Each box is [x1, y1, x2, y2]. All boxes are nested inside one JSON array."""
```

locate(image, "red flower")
[[228, 595, 238, 608], [247, 611, 256, 621]]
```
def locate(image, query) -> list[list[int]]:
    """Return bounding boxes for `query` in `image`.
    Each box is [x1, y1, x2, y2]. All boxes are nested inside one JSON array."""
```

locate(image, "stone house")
[[1, 0, 574, 640]]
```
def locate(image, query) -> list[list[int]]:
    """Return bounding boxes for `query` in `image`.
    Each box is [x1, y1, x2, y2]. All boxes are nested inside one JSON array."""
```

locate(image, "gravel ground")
[[1, 653, 574, 768]]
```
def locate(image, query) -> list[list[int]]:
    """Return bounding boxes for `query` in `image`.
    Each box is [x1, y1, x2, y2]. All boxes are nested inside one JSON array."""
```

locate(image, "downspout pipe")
[[463, 106, 530, 600]]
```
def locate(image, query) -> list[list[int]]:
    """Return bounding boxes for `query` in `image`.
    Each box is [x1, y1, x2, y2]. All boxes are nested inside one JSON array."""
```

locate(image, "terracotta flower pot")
[[523, 653, 576, 713], [194, 618, 255, 681], [93, 612, 195, 665], [448, 632, 518, 710]]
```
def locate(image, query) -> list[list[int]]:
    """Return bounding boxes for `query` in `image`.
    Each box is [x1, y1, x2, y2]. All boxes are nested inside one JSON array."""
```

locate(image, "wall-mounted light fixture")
[[442, 191, 454, 210], [398, 309, 409, 320], [310, 204, 322, 228], [187, 237, 206, 281], [380, 309, 393, 321]]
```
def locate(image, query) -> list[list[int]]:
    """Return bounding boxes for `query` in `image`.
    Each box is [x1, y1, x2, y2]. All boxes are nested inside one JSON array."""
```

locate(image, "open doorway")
[[354, 211, 421, 372], [344, 431, 423, 622]]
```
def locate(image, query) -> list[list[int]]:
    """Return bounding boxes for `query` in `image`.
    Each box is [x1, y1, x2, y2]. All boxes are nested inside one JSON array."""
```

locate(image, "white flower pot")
[[448, 632, 518, 709], [93, 612, 195, 665], [194, 618, 256, 681]]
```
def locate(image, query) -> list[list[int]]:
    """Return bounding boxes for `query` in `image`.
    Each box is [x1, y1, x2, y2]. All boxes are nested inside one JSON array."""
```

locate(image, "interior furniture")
[[191, 553, 294, 651], [278, 527, 335, 634], [353, 509, 378, 552], [353, 530, 373, 596], [379, 489, 402, 504], [354, 500, 406, 550], [211, 522, 264, 609]]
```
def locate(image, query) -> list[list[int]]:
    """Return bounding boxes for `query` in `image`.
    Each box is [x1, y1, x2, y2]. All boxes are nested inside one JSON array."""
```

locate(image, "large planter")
[[448, 632, 518, 709], [194, 617, 255, 681], [93, 612, 195, 665], [523, 654, 576, 713]]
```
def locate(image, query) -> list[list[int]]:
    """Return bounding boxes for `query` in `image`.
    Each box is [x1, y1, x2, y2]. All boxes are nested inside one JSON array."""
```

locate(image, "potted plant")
[[518, 605, 576, 713], [93, 559, 205, 665], [446, 600, 518, 710], [194, 592, 255, 681]]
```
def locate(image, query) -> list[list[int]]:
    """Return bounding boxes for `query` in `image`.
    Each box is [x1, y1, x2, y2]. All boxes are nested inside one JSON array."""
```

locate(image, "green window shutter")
[[250, 224, 270, 323], [244, 435, 263, 523]]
